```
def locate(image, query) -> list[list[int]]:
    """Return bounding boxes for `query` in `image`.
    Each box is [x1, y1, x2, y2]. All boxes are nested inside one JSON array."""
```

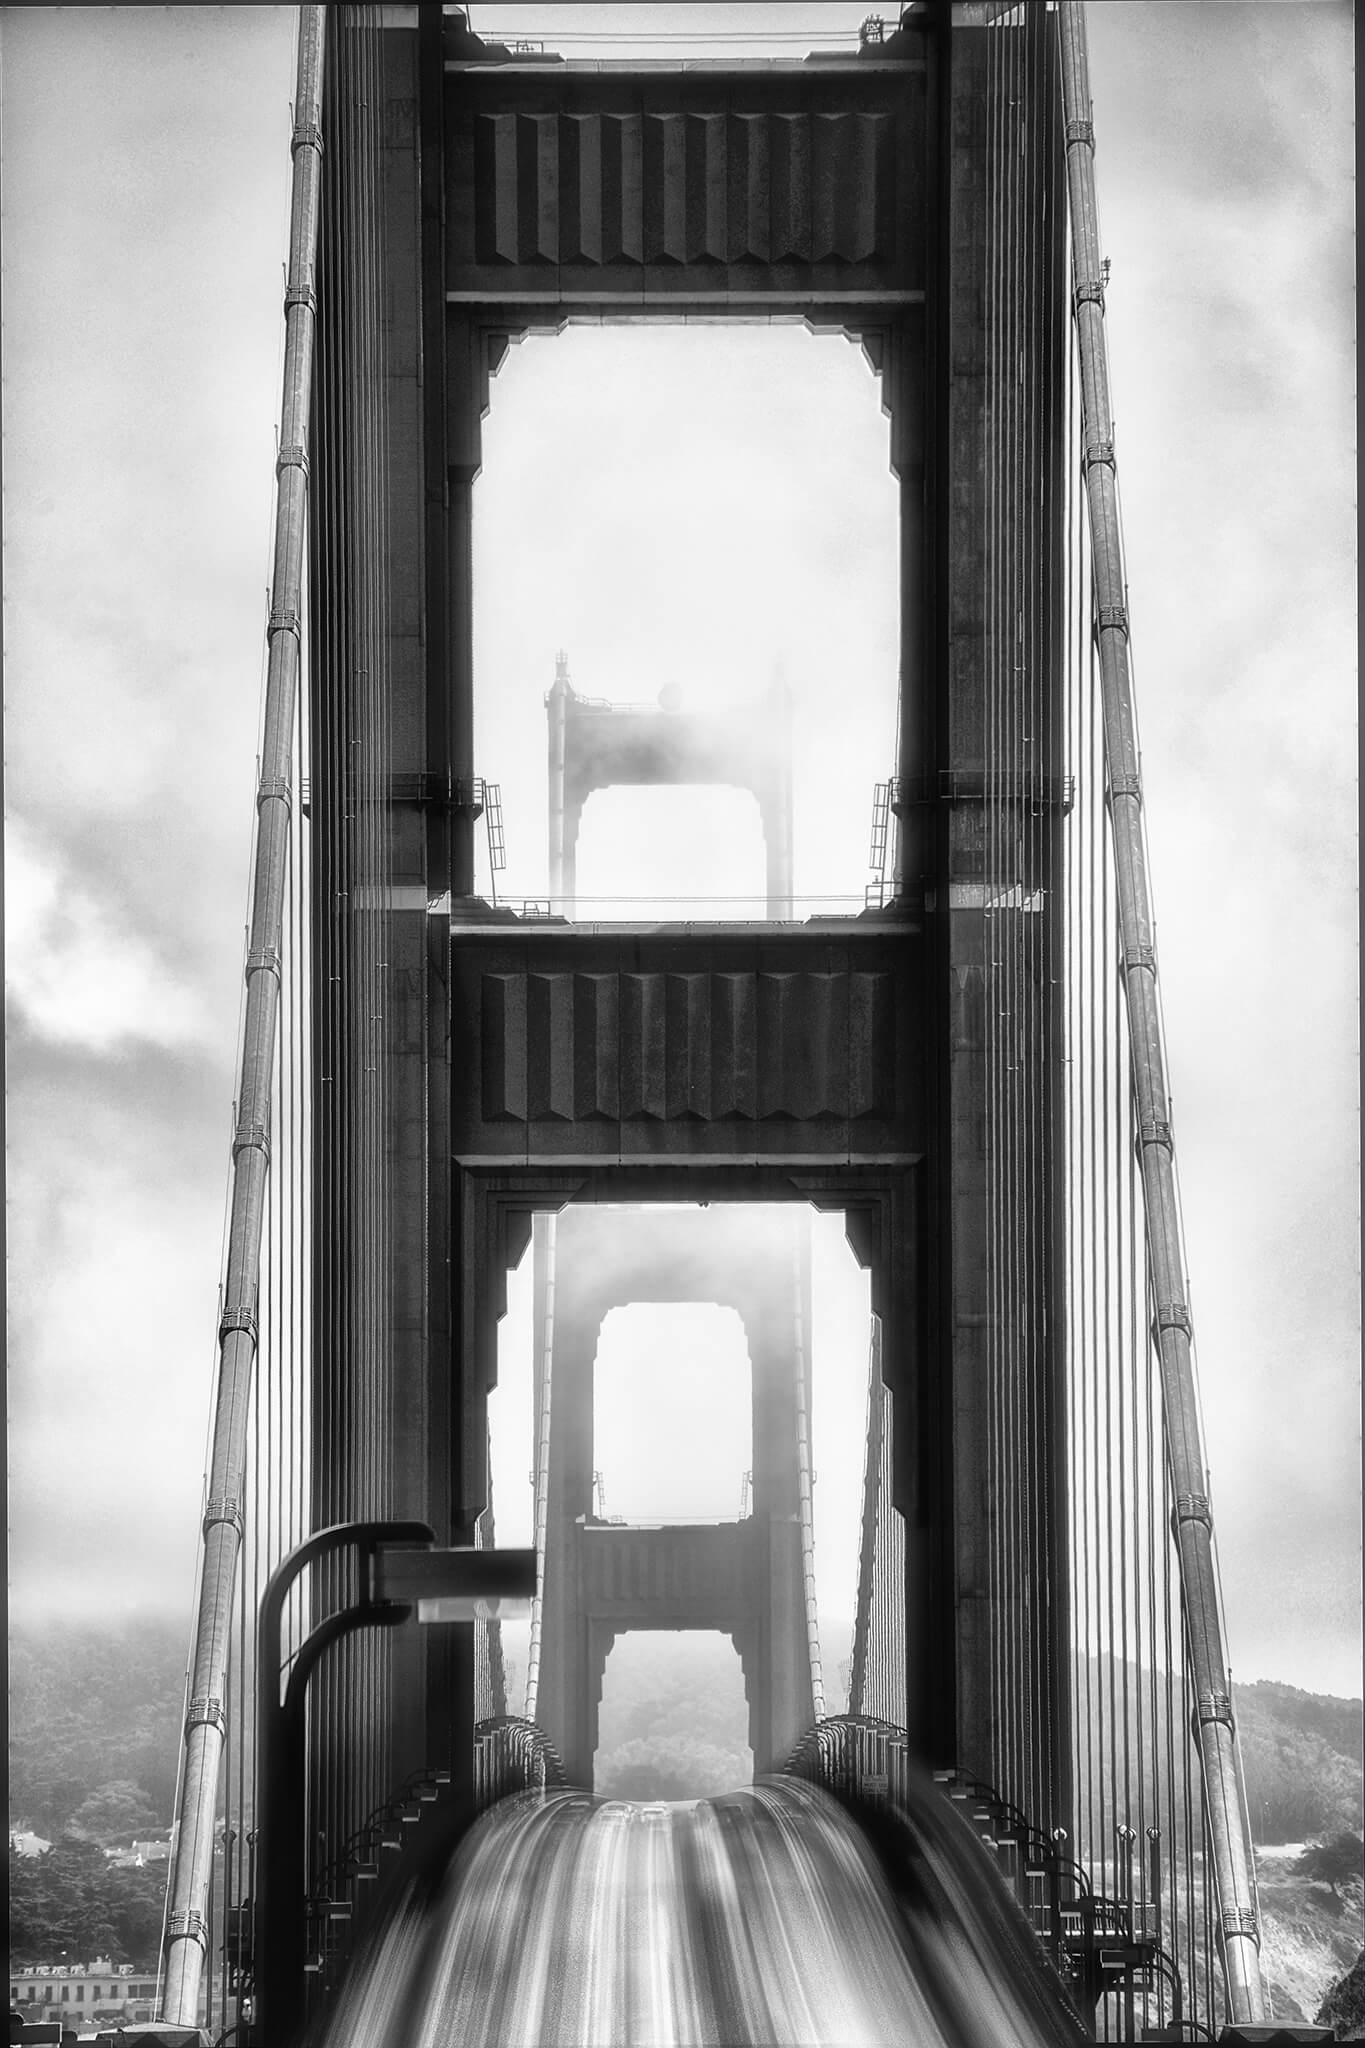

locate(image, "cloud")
[[6, 1030, 232, 1622], [6, 816, 222, 1052], [1084, 10, 1357, 1696]]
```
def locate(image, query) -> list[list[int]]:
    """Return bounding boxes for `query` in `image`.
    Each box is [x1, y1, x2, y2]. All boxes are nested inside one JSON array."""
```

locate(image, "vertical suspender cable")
[[1020, 6, 1038, 1823], [1056, 5, 1263, 2024], [525, 1213, 557, 1724], [849, 1319, 883, 1719], [983, 5, 1003, 1792], [1010, 7, 1027, 1812], [160, 10, 326, 2027], [792, 1220, 825, 1722]]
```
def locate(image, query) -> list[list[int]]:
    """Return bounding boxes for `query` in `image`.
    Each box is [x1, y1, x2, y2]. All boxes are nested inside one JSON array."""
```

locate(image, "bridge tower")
[[172, 0, 1064, 1946], [161, 6, 1267, 2036], [545, 653, 795, 916], [534, 1204, 817, 1782], [390, 0, 1071, 1820], [531, 654, 816, 1784]]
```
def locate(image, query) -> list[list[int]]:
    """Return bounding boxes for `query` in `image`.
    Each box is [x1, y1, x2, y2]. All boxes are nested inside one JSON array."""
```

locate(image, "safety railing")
[[785, 1715, 1191, 2040]]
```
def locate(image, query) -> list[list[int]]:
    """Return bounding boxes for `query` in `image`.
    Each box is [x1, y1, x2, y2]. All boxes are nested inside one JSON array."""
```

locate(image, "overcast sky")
[[3, 4, 1357, 1701]]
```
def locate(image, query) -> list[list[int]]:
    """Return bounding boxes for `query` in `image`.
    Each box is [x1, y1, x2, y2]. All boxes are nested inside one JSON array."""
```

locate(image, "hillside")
[[1236, 1682, 1365, 2024], [593, 1619, 853, 1797], [1317, 1949, 1365, 2039], [11, 1620, 1356, 1844], [1239, 1681, 1365, 1844], [9, 1620, 1361, 2022], [1257, 1847, 1363, 2027], [10, 1619, 188, 1841]]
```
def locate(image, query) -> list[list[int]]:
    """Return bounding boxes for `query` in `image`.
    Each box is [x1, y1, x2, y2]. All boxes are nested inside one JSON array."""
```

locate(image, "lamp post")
[[252, 1521, 535, 2046]]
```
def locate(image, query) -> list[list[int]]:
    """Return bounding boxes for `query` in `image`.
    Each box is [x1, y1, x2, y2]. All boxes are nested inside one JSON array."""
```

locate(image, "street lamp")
[[252, 1521, 534, 2046]]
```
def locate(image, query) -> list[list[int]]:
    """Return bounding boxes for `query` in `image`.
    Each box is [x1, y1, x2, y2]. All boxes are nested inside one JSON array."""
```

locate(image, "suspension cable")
[[160, 10, 327, 2029], [1056, 4, 1264, 2024]]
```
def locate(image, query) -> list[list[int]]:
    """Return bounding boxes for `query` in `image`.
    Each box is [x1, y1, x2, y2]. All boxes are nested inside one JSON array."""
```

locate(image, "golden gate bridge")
[[142, 5, 1312, 2041]]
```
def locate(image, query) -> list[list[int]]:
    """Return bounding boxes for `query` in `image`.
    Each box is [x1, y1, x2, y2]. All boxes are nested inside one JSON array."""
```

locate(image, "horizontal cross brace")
[[890, 769, 1075, 813]]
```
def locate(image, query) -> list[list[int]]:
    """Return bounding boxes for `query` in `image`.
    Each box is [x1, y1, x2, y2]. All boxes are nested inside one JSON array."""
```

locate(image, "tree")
[[595, 1734, 751, 1802], [1316, 1946, 1365, 2040], [9, 1622, 186, 1839], [101, 1858, 169, 1964], [1295, 1832, 1365, 1901], [11, 1839, 116, 1959], [66, 1780, 159, 1847], [9, 1841, 168, 1968]]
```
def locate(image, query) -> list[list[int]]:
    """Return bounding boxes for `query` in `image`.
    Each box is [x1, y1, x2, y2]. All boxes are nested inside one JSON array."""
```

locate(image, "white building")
[[9, 1961, 160, 2029], [9, 1830, 53, 1858]]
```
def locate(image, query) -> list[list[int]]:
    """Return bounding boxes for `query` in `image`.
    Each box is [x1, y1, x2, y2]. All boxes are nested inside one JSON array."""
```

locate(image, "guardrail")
[[785, 1715, 1189, 2039]]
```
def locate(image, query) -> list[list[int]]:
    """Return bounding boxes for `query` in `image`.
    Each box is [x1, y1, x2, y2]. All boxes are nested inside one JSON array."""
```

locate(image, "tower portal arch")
[[548, 653, 794, 917], [534, 1203, 818, 1784]]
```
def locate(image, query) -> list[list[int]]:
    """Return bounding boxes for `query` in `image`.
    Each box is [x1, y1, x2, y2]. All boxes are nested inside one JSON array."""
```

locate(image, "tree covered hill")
[[9, 1620, 1361, 2008], [10, 1837, 169, 1969], [10, 1618, 188, 1841], [594, 1620, 854, 1799], [1238, 1682, 1365, 1846], [10, 1619, 1359, 1842]]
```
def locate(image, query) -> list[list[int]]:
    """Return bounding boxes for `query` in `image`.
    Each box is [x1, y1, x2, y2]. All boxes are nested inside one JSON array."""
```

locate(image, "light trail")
[[321, 1777, 1088, 2046]]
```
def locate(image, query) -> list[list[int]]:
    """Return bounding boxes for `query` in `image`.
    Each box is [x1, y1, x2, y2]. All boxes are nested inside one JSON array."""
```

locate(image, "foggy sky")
[[3, 3, 1357, 1697]]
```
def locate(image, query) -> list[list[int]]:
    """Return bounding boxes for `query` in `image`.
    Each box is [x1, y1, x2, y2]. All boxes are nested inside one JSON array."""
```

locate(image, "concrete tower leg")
[[746, 1322, 815, 1772], [536, 1308, 596, 1783], [531, 1208, 818, 1789]]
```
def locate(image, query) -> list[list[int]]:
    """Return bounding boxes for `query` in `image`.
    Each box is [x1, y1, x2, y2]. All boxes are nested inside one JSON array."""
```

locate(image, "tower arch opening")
[[575, 784, 770, 922], [595, 1629, 752, 1801], [593, 1301, 751, 1526], [471, 324, 899, 919], [488, 1197, 880, 1761]]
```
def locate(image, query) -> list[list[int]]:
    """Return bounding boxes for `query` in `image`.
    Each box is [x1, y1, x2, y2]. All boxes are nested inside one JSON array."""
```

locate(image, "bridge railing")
[[787, 1714, 1197, 2041], [474, 1715, 570, 1808], [232, 1714, 568, 2036]]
